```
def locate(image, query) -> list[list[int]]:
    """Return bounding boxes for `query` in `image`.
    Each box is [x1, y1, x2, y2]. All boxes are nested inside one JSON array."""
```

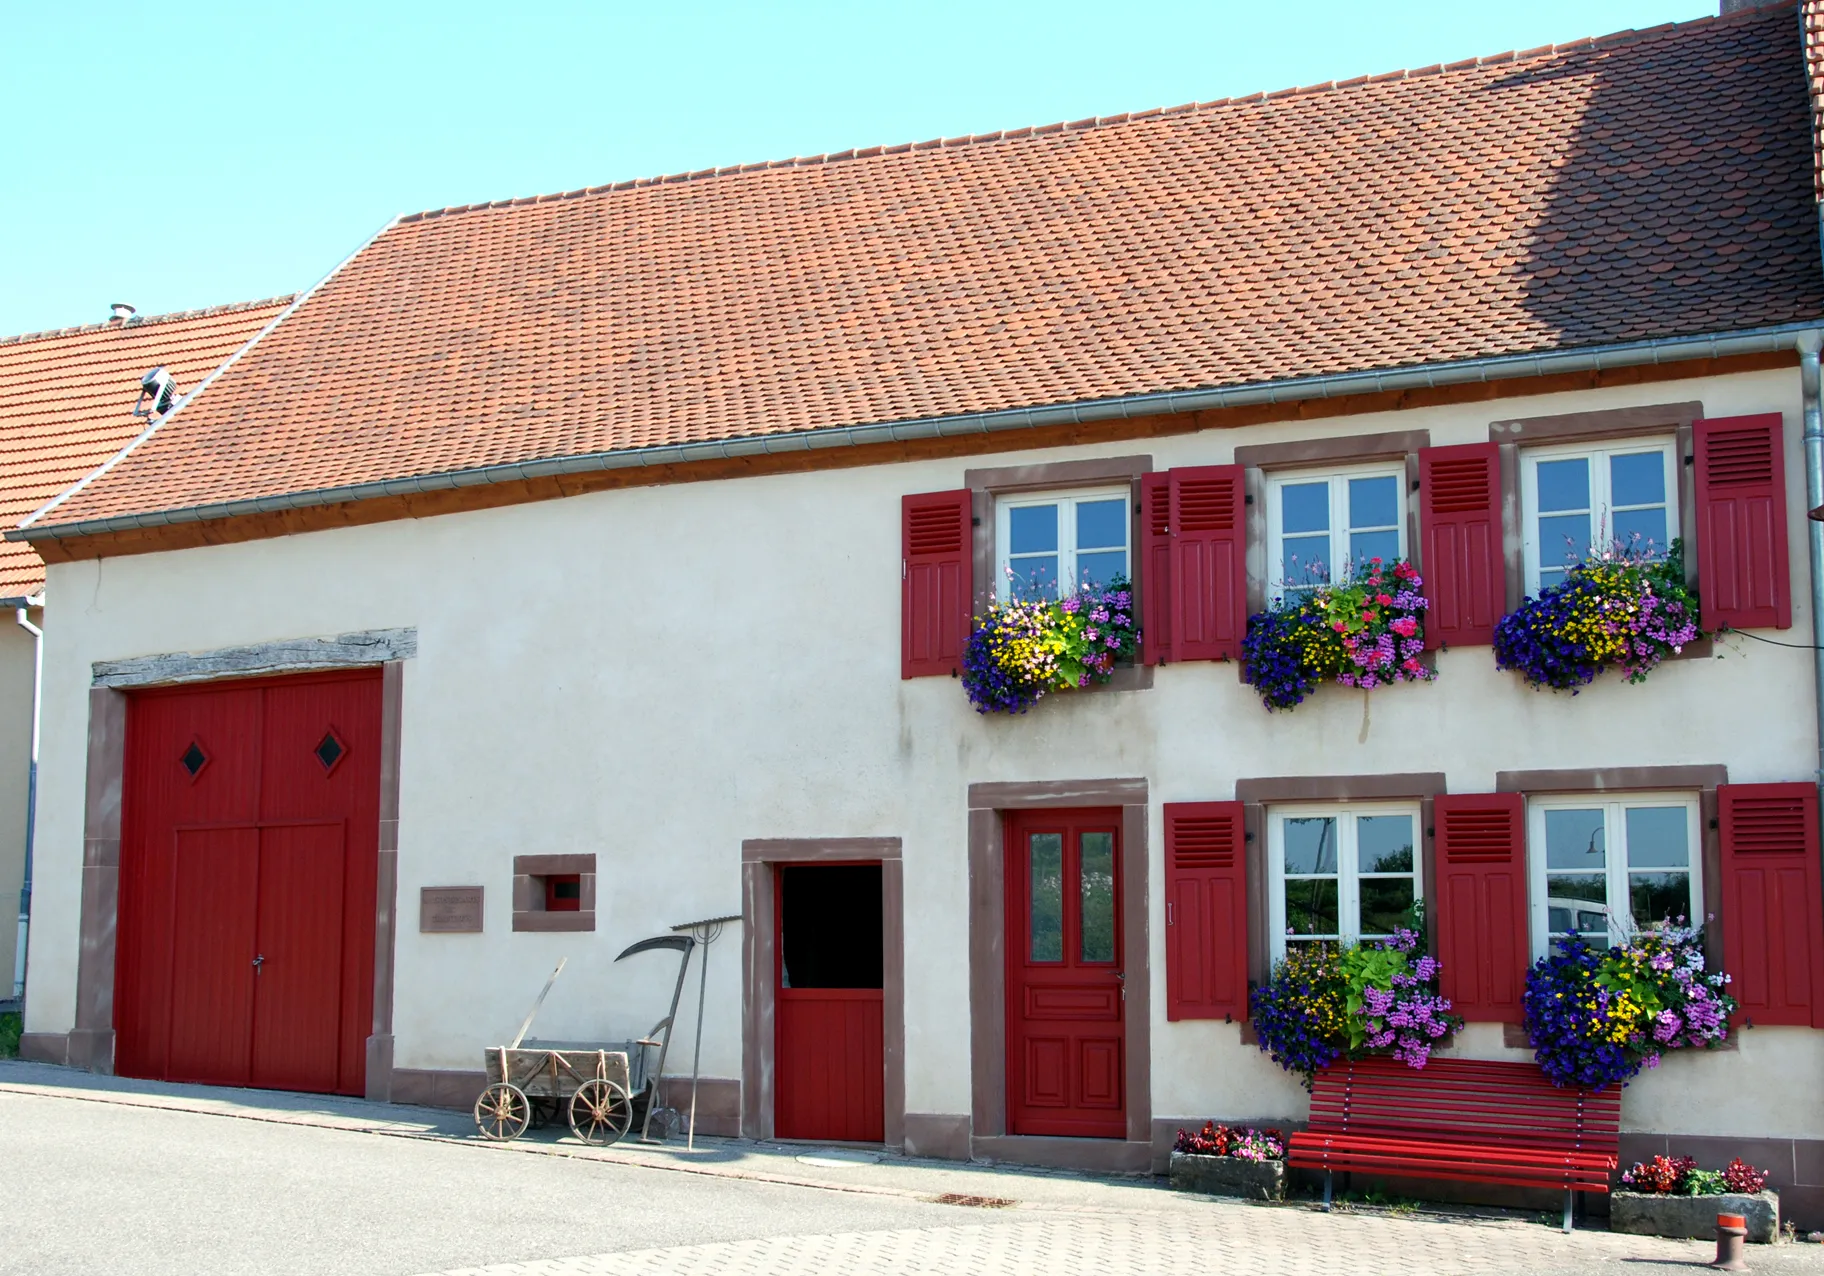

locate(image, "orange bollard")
[[1712, 1212, 1748, 1271]]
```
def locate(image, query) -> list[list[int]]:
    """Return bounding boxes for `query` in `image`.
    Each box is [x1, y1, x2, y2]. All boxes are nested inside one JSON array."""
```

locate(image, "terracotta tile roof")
[[1805, 0, 1824, 198], [28, 3, 1824, 534], [0, 299, 291, 593]]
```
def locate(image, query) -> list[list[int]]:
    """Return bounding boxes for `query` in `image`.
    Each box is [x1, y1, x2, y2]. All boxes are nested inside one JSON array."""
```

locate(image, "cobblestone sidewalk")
[[412, 1206, 1821, 1276]]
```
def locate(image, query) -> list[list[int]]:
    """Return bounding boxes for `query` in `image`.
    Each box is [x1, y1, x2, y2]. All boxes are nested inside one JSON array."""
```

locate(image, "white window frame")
[[1267, 801, 1424, 961], [1264, 463, 1407, 598], [1526, 791, 1703, 958], [994, 486, 1131, 602], [1520, 438, 1679, 596]]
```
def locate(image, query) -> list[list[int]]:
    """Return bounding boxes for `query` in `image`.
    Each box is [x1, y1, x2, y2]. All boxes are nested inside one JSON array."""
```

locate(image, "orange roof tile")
[[0, 299, 291, 594], [26, 4, 1824, 537]]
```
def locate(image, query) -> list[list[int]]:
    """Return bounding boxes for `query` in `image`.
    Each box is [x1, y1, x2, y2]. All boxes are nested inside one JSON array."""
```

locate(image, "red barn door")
[[115, 669, 382, 1096]]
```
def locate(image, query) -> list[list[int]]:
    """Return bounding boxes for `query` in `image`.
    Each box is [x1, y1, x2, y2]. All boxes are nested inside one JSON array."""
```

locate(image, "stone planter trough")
[[1168, 1151, 1286, 1201], [1609, 1190, 1779, 1244]]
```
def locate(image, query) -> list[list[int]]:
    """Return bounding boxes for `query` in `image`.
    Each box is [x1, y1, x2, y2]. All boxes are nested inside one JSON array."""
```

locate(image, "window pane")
[[1537, 458, 1590, 512], [1538, 513, 1591, 571], [1282, 535, 1330, 585], [1610, 452, 1666, 507], [1348, 475, 1399, 529], [1360, 878, 1415, 937], [1612, 507, 1667, 556], [1028, 834, 1063, 962], [1075, 498, 1126, 550], [1539, 565, 1569, 590], [1079, 832, 1116, 963], [1076, 550, 1127, 592], [1358, 816, 1415, 873], [1281, 482, 1330, 535], [1009, 504, 1058, 554], [1283, 817, 1339, 875], [1626, 806, 1690, 869], [1285, 877, 1340, 937], [1545, 873, 1607, 936], [1349, 529, 1400, 571], [1009, 556, 1059, 600], [1544, 808, 1606, 870], [1630, 872, 1692, 929]]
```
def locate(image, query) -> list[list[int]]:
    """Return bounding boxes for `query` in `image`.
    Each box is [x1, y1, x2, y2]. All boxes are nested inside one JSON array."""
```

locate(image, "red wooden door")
[[116, 670, 382, 1096], [1006, 809, 1125, 1138], [774, 864, 885, 1142]]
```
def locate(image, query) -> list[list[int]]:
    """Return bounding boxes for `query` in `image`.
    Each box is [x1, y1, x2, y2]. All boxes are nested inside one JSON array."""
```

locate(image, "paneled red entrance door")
[[774, 864, 885, 1142], [116, 670, 381, 1096], [1006, 809, 1125, 1138]]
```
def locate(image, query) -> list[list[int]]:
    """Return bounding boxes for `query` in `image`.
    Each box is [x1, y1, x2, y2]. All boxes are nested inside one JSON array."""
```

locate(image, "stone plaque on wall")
[[420, 886, 484, 933]]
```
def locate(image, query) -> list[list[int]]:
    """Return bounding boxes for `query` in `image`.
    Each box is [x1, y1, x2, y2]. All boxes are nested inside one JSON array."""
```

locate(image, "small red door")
[[1006, 809, 1125, 1138], [116, 670, 381, 1096], [774, 864, 885, 1142]]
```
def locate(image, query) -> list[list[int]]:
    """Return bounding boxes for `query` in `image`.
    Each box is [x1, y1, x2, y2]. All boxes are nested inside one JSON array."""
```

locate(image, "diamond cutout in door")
[[180, 741, 208, 778], [314, 731, 346, 774]]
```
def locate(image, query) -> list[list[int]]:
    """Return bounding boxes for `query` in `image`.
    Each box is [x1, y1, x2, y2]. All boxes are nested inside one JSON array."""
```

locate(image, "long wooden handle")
[[509, 957, 567, 1049]]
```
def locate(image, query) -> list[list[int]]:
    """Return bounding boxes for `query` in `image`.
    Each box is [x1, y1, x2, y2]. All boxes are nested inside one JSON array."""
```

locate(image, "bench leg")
[[1323, 1170, 1333, 1211], [1563, 1190, 1573, 1234]]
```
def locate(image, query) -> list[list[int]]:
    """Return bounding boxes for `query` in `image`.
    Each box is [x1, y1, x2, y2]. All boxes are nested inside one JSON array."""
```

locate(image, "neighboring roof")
[[0, 298, 292, 593], [23, 3, 1824, 538]]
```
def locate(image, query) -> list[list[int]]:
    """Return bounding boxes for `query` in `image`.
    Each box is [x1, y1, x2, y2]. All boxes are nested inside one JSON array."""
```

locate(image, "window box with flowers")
[[1168, 1123, 1288, 1200], [960, 578, 1141, 714], [1611, 1156, 1779, 1242], [1241, 559, 1436, 712]]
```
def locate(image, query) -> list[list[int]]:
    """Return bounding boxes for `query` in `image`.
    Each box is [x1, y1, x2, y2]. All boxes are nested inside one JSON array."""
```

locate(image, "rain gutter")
[[11, 318, 1824, 544]]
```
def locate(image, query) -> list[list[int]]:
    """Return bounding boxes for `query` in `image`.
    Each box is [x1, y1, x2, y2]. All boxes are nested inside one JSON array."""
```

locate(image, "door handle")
[[1115, 970, 1125, 1001], [252, 954, 265, 972]]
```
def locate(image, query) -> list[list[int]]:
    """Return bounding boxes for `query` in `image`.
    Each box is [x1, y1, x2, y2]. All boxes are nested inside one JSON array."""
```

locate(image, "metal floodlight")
[[135, 366, 178, 418]]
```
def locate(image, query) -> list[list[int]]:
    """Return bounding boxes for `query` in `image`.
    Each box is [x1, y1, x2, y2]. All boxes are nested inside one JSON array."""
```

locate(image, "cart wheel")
[[474, 1082, 532, 1141], [569, 1078, 633, 1146]]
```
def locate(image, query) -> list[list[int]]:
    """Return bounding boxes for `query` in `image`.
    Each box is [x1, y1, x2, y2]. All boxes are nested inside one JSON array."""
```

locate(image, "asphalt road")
[[0, 1090, 960, 1276]]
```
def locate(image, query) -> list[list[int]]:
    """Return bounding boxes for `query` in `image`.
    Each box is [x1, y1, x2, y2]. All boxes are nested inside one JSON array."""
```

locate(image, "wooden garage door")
[[115, 669, 382, 1096]]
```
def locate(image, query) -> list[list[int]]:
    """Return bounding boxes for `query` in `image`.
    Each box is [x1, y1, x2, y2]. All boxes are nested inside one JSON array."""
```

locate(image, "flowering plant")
[[960, 578, 1140, 714], [1621, 1155, 1700, 1194], [1522, 919, 1736, 1090], [1251, 922, 1461, 1085], [1242, 559, 1435, 711], [1493, 542, 1701, 692], [1172, 1120, 1286, 1162], [1619, 1155, 1770, 1196], [1724, 1159, 1771, 1194]]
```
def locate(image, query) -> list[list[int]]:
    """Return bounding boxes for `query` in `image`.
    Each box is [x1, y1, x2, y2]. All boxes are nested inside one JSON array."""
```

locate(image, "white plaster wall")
[[0, 616, 33, 998], [22, 366, 1824, 1143]]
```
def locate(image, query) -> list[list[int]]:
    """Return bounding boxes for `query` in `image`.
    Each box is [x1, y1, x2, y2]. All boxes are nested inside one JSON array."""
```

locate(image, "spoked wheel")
[[474, 1082, 532, 1141], [568, 1078, 633, 1146]]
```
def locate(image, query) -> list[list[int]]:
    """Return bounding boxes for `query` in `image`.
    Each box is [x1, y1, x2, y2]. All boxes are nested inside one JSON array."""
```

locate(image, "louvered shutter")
[[1169, 466, 1246, 662], [1695, 414, 1792, 632], [1420, 443, 1505, 648], [901, 490, 972, 679], [1433, 793, 1529, 1024], [1140, 472, 1172, 665], [1719, 782, 1824, 1028], [1164, 801, 1248, 1021]]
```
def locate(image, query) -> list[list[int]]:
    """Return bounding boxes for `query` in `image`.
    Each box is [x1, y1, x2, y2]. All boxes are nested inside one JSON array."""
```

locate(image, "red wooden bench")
[[1286, 1056, 1621, 1231]]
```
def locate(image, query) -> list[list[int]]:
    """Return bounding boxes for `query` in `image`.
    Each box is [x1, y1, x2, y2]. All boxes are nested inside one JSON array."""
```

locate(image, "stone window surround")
[[964, 456, 1154, 693], [512, 854, 596, 932], [30, 632, 408, 1104], [739, 837, 906, 1148], [962, 777, 1153, 1173]]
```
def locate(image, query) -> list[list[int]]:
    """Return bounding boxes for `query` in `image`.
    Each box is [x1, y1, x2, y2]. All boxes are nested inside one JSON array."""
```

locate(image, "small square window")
[[545, 874, 582, 912], [1266, 466, 1405, 598], [995, 487, 1130, 601]]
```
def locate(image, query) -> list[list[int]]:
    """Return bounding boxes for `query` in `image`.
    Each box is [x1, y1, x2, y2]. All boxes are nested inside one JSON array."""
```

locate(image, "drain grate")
[[929, 1193, 1017, 1208]]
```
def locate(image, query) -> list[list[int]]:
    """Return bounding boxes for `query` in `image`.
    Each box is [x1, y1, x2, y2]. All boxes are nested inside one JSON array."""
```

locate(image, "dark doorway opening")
[[775, 863, 885, 1141]]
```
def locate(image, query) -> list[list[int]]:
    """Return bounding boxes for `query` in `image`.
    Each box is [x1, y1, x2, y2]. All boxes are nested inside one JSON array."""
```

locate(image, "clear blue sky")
[[3, 0, 1714, 337]]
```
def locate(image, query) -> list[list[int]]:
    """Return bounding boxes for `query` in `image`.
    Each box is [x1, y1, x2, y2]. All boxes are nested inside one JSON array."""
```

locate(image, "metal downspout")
[[12, 604, 40, 1001]]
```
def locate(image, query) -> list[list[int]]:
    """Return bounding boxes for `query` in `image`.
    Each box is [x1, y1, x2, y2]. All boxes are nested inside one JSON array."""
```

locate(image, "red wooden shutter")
[[1695, 414, 1791, 632], [1433, 793, 1529, 1024], [1140, 472, 1171, 665], [1169, 466, 1246, 662], [901, 490, 972, 679], [1420, 443, 1505, 649], [1719, 782, 1824, 1028], [1164, 801, 1248, 1021]]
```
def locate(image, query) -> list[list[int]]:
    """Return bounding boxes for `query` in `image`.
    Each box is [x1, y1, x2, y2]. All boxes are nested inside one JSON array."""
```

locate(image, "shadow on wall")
[[1505, 9, 1822, 348]]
